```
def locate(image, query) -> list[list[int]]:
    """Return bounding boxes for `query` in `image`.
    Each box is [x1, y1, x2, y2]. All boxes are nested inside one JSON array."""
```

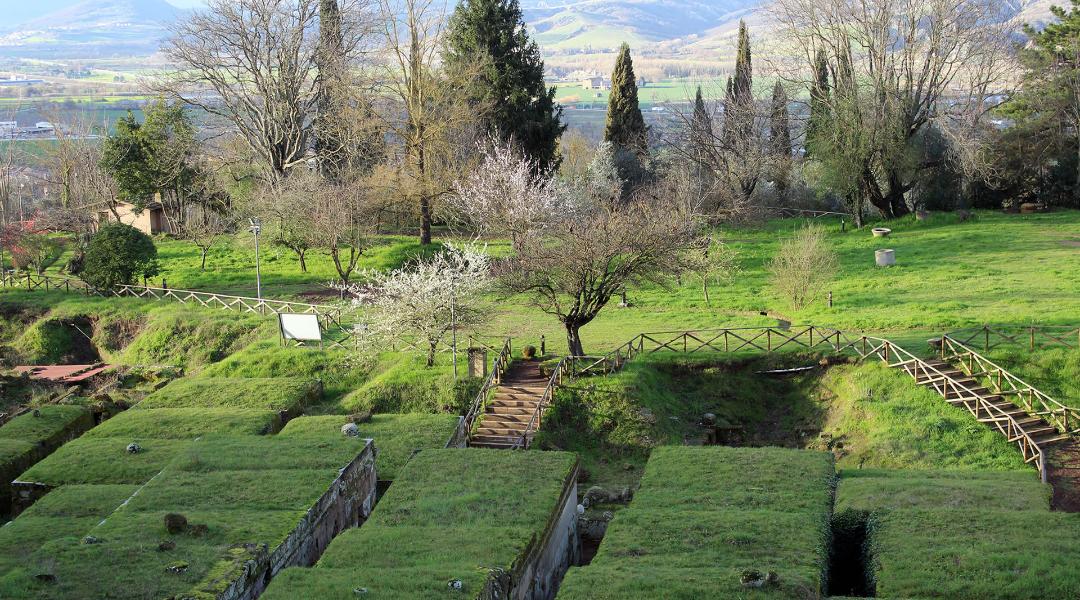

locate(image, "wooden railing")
[[516, 326, 1058, 481], [1, 271, 96, 294], [941, 335, 1080, 436], [577, 326, 850, 376], [1, 272, 345, 326], [841, 334, 1051, 481], [111, 284, 343, 326], [946, 325, 1080, 352], [464, 337, 512, 440]]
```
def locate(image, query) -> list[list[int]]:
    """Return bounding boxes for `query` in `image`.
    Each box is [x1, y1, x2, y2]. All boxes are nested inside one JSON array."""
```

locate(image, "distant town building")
[[581, 76, 610, 90], [97, 200, 173, 236], [0, 75, 44, 86]]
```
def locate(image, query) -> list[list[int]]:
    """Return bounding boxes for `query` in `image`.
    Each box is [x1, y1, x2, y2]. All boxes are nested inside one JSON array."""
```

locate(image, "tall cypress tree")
[[733, 21, 753, 107], [316, 0, 344, 178], [770, 80, 792, 199], [728, 21, 753, 143], [690, 86, 712, 155], [769, 81, 791, 157], [445, 0, 564, 171], [690, 85, 713, 185], [805, 49, 831, 159], [604, 43, 648, 157]]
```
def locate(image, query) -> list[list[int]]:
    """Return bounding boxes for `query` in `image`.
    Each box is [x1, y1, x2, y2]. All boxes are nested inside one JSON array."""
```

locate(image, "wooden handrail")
[[941, 335, 1079, 436], [464, 338, 512, 440], [946, 325, 1080, 352]]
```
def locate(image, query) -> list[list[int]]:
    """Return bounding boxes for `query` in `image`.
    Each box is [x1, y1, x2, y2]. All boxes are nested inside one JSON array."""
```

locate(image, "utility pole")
[[450, 274, 458, 382], [249, 218, 263, 300]]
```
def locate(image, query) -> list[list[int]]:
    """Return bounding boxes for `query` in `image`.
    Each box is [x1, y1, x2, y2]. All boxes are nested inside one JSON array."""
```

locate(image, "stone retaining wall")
[[483, 462, 581, 600], [196, 439, 379, 600]]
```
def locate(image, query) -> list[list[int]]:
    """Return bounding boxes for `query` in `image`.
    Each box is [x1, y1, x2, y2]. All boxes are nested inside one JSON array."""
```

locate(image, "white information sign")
[[279, 313, 323, 343]]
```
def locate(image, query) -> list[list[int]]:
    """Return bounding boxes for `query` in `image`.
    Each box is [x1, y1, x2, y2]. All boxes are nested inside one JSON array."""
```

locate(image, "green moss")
[[13, 318, 85, 364], [836, 469, 1051, 512], [263, 449, 577, 599], [816, 362, 1031, 471], [341, 355, 480, 415], [559, 447, 834, 600], [122, 469, 341, 512], [869, 508, 1080, 599], [21, 484, 139, 518], [198, 341, 374, 403], [278, 414, 460, 480], [85, 408, 281, 439], [172, 435, 367, 472], [0, 406, 91, 442], [136, 377, 320, 412], [119, 310, 264, 370], [18, 437, 193, 485]]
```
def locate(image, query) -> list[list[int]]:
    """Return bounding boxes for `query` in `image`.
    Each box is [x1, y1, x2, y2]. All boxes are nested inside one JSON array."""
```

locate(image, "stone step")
[[469, 435, 523, 449], [476, 425, 529, 437], [482, 412, 533, 424]]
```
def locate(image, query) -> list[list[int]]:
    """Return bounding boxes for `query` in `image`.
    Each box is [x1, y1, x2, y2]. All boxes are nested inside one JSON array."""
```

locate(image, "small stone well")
[[875, 249, 895, 267]]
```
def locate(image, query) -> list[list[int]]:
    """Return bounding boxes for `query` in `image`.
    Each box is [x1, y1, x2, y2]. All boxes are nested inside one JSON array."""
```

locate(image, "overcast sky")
[[167, 0, 206, 7]]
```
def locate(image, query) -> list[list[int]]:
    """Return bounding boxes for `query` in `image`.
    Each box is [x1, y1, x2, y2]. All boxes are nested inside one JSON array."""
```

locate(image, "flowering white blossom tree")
[[333, 243, 490, 366], [449, 139, 564, 250]]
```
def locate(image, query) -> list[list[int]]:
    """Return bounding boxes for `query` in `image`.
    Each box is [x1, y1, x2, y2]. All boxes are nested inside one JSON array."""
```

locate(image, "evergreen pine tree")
[[805, 49, 831, 159], [445, 0, 565, 171], [604, 43, 648, 157]]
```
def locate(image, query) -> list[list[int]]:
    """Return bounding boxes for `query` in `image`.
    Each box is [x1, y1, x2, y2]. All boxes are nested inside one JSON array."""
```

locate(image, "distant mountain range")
[[0, 0, 1065, 61], [0, 0, 188, 59]]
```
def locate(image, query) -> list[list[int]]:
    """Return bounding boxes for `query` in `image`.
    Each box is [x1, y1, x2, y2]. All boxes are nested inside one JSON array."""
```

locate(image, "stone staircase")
[[906, 359, 1071, 448], [470, 361, 549, 449]]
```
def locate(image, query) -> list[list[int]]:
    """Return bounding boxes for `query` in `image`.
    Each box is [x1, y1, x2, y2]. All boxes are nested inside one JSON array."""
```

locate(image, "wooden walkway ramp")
[[470, 361, 549, 449]]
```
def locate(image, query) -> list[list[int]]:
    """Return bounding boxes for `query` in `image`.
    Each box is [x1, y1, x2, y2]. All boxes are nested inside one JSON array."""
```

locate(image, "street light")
[[249, 217, 262, 300]]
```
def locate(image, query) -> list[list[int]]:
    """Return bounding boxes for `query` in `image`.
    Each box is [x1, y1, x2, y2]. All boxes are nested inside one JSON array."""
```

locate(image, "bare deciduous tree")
[[496, 173, 700, 356], [378, 0, 486, 245], [161, 0, 376, 180], [683, 236, 740, 307], [769, 0, 1016, 220], [769, 224, 838, 310]]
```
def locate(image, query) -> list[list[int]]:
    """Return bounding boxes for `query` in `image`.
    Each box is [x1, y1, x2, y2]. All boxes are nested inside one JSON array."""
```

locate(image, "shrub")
[[522, 345, 537, 359], [769, 224, 838, 310], [80, 222, 159, 291]]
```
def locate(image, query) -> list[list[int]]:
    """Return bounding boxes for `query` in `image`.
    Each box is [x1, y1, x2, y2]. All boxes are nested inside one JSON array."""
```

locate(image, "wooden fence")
[[464, 338, 512, 437], [1, 271, 94, 294], [516, 326, 1059, 480], [1, 271, 344, 327], [941, 335, 1079, 436], [946, 325, 1080, 352]]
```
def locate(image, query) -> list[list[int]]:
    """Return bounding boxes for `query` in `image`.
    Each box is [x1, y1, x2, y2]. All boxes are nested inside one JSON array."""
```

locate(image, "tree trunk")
[[565, 321, 585, 357], [702, 279, 710, 306], [200, 247, 208, 271], [427, 340, 437, 367], [298, 249, 307, 273], [418, 142, 431, 246]]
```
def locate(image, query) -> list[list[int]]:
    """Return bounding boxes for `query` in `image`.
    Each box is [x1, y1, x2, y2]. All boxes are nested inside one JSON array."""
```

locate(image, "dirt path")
[[1048, 441, 1080, 512]]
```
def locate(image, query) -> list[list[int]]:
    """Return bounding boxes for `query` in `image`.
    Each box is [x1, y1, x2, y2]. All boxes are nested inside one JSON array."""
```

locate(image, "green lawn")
[[0, 434, 374, 599], [279, 413, 461, 480], [262, 448, 578, 600], [558, 446, 835, 600]]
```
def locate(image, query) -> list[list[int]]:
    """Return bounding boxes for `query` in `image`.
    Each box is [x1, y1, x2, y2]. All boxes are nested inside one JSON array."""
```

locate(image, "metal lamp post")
[[249, 218, 263, 301]]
